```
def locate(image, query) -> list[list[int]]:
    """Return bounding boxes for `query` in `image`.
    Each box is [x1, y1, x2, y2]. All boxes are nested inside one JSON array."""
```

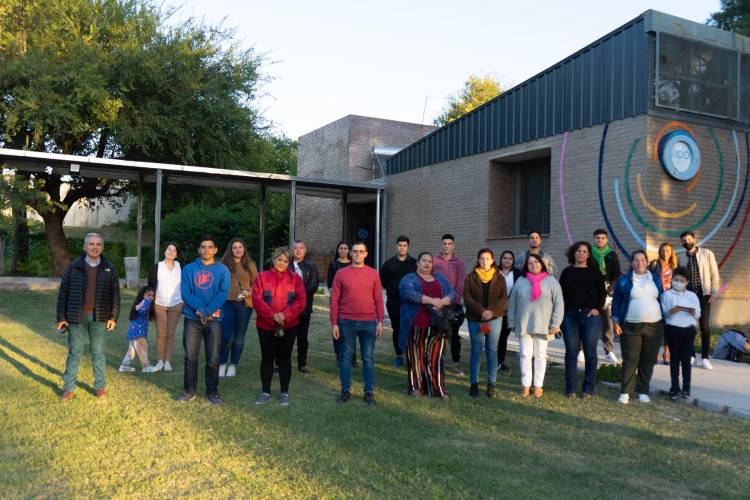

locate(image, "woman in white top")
[[507, 254, 564, 398], [147, 242, 183, 371], [611, 250, 664, 404], [497, 250, 522, 374]]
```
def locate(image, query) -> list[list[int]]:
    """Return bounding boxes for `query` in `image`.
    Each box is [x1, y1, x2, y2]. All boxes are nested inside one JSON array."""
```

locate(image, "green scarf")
[[591, 244, 612, 276]]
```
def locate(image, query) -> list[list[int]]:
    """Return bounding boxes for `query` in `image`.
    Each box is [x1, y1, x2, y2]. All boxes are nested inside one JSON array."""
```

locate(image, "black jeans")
[[665, 324, 695, 392], [183, 318, 221, 396], [449, 305, 463, 363], [695, 295, 712, 359], [296, 313, 311, 369], [258, 326, 297, 394], [497, 314, 511, 366], [386, 298, 403, 356], [620, 321, 663, 395]]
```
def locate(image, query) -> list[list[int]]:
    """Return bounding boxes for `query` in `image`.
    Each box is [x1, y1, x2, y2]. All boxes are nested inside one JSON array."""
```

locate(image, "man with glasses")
[[330, 241, 384, 405]]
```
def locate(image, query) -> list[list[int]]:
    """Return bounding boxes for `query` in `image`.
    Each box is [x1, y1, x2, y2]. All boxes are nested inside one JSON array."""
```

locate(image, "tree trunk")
[[11, 205, 29, 274], [41, 211, 71, 276]]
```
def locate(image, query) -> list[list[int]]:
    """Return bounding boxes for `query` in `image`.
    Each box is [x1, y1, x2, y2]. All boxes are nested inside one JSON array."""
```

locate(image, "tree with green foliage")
[[708, 0, 750, 35], [0, 0, 268, 275], [434, 74, 503, 126]]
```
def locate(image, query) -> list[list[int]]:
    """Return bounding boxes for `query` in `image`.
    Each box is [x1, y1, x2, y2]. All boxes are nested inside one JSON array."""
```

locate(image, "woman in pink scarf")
[[507, 254, 564, 397]]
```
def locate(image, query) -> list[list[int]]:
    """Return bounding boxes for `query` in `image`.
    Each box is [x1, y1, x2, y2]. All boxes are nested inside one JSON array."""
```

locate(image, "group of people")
[[55, 226, 720, 407]]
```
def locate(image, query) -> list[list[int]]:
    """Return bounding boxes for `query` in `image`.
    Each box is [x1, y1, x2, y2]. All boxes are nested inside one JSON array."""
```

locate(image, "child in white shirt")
[[660, 267, 701, 399]]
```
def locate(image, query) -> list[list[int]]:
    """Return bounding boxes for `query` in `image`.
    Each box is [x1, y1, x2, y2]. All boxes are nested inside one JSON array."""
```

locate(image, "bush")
[[597, 363, 622, 383]]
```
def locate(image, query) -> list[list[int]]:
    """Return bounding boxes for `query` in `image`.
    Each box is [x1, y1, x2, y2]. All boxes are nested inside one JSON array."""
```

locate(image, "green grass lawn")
[[1, 290, 749, 498]]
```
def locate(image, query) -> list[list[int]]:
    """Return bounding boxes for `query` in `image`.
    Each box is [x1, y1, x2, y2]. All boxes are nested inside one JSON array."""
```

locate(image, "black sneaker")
[[486, 384, 497, 398], [207, 393, 222, 406], [178, 392, 196, 403], [469, 383, 479, 398], [336, 390, 351, 403], [669, 389, 681, 400], [364, 392, 376, 406], [681, 389, 691, 399], [298, 366, 310, 374], [498, 364, 512, 375]]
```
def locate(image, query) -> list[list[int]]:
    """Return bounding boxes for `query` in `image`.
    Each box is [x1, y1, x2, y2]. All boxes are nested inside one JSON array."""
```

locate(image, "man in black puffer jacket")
[[292, 240, 319, 373], [56, 233, 120, 401]]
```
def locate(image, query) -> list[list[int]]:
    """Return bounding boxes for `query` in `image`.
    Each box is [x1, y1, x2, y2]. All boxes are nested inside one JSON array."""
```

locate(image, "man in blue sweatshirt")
[[179, 235, 230, 405]]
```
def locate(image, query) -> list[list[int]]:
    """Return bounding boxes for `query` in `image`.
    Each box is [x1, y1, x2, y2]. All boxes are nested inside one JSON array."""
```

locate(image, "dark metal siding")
[[386, 16, 650, 175]]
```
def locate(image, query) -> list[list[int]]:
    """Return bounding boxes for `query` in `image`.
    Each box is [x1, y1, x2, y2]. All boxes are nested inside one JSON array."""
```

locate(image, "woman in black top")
[[327, 241, 351, 290], [559, 241, 607, 398]]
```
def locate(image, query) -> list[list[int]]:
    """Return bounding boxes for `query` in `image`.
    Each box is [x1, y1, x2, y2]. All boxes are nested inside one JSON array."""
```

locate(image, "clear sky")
[[174, 0, 720, 140]]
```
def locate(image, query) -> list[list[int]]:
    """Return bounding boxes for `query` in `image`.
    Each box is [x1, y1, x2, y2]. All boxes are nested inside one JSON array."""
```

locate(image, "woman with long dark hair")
[[147, 242, 183, 371], [559, 241, 606, 399], [463, 248, 508, 398], [497, 250, 521, 374], [399, 252, 454, 400], [649, 242, 678, 364], [219, 237, 259, 378]]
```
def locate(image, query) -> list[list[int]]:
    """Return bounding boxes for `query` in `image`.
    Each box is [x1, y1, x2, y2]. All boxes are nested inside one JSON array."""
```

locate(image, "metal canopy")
[[0, 147, 386, 274]]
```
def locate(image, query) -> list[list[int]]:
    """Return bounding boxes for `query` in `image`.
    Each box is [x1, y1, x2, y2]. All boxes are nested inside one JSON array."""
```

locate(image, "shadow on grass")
[[3, 291, 750, 497], [0, 335, 95, 396]]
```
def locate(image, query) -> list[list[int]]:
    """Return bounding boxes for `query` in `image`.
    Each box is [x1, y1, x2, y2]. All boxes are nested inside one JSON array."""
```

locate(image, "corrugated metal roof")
[[387, 10, 747, 175]]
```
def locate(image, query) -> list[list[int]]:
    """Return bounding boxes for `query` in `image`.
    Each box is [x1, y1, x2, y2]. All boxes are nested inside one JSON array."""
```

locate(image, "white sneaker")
[[606, 351, 618, 364], [638, 394, 651, 403], [701, 358, 714, 370], [690, 356, 696, 366], [119, 365, 135, 372], [577, 351, 585, 363], [617, 393, 629, 404], [163, 361, 172, 371], [226, 365, 236, 377], [142, 365, 157, 373], [219, 364, 227, 377], [153, 360, 164, 371]]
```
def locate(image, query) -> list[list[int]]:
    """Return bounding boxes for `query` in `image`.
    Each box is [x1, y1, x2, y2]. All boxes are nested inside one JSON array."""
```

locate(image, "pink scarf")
[[526, 272, 548, 303]]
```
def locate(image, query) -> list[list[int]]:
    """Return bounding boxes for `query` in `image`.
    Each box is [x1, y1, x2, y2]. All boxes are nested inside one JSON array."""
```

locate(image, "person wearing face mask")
[[660, 267, 701, 400], [677, 231, 720, 371]]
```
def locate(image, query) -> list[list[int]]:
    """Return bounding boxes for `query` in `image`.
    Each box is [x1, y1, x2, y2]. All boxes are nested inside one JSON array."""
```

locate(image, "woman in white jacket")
[[507, 254, 564, 398]]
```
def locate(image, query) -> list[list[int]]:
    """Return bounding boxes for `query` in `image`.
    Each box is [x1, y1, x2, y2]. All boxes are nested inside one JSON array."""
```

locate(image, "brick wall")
[[386, 115, 750, 325]]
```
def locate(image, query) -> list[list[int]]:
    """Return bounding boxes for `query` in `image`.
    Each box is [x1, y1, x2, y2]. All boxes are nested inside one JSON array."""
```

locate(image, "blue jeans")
[[338, 319, 376, 393], [183, 318, 221, 395], [468, 318, 503, 384], [220, 301, 253, 365], [562, 310, 601, 395]]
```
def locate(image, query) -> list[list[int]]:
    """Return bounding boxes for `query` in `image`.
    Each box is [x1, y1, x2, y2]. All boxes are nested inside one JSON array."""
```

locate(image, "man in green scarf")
[[592, 229, 621, 364]]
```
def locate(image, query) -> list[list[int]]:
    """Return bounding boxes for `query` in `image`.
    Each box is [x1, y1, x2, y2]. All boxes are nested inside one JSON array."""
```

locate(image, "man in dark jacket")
[[293, 240, 320, 373], [592, 229, 622, 363], [379, 236, 416, 367], [56, 233, 120, 401]]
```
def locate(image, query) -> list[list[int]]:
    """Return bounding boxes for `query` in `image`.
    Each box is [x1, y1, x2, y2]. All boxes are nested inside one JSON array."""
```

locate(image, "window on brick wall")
[[513, 158, 550, 235], [489, 152, 550, 237]]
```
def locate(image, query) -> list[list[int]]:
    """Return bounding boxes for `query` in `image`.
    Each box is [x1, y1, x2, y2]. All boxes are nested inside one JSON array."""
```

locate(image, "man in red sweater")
[[330, 241, 384, 405]]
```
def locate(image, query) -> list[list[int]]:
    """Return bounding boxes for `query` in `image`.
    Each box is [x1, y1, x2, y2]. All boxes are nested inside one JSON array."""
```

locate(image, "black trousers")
[[296, 313, 311, 368], [258, 326, 297, 394], [449, 305, 463, 363], [497, 314, 511, 366], [665, 324, 695, 391], [695, 295, 712, 359], [386, 299, 403, 356]]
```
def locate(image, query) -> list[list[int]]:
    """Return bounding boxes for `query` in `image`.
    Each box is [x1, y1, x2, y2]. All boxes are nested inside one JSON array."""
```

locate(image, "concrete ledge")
[[728, 407, 750, 420], [696, 399, 728, 413], [0, 277, 60, 291]]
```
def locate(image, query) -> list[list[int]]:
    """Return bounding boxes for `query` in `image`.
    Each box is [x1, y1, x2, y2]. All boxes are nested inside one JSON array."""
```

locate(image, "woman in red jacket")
[[251, 247, 306, 406]]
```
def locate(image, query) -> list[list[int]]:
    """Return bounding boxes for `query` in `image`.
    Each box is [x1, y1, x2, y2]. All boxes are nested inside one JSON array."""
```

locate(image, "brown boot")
[[95, 388, 107, 398], [534, 387, 544, 398], [521, 386, 530, 397], [60, 390, 75, 402]]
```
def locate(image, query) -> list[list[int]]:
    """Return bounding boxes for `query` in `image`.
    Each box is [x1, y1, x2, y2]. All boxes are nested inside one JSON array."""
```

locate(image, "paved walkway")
[[0, 277, 60, 291]]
